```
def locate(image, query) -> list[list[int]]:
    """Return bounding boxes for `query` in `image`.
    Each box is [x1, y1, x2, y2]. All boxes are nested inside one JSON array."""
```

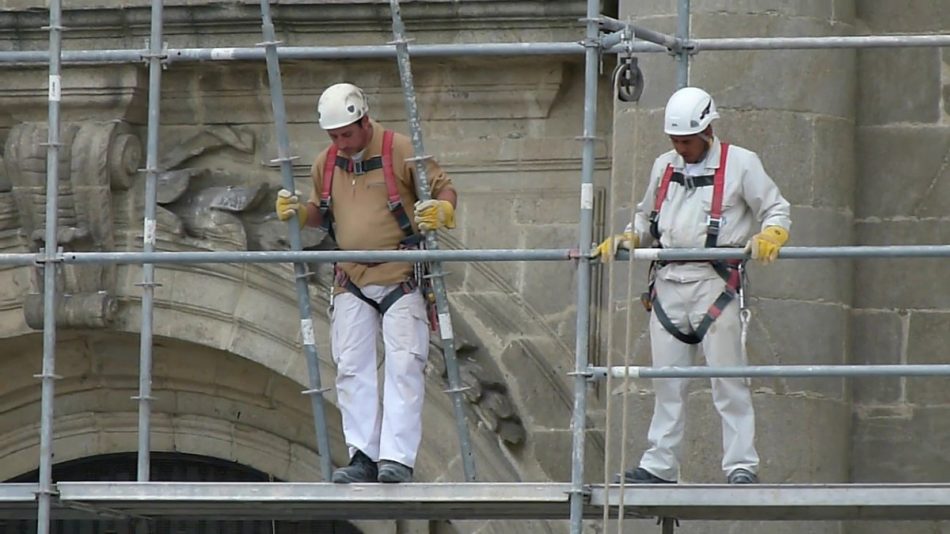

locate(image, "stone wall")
[[848, 2, 950, 534]]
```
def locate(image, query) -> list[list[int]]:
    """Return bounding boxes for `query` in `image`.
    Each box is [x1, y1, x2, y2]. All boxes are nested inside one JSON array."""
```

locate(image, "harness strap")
[[650, 259, 743, 345], [646, 142, 738, 345], [340, 276, 418, 316], [319, 129, 416, 240], [705, 143, 730, 248]]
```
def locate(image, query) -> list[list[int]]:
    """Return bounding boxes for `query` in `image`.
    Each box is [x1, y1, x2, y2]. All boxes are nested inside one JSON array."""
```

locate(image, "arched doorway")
[[3, 452, 362, 534]]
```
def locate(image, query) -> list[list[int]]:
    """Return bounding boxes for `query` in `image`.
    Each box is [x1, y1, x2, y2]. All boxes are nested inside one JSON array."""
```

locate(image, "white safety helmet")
[[317, 83, 369, 130], [663, 87, 719, 136]]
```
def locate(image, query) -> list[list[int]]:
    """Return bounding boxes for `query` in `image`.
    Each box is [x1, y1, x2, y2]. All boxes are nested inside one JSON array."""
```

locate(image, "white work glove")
[[275, 189, 307, 228], [414, 199, 456, 232]]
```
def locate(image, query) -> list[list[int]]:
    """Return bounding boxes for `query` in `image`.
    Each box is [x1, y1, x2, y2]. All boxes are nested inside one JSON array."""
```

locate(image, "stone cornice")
[[0, 1, 588, 45]]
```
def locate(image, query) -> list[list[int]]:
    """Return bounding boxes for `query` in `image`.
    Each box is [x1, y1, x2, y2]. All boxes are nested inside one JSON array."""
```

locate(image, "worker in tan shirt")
[[276, 83, 458, 484]]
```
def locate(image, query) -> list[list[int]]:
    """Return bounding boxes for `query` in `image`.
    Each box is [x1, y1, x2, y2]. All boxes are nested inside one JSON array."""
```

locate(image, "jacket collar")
[[672, 136, 722, 171]]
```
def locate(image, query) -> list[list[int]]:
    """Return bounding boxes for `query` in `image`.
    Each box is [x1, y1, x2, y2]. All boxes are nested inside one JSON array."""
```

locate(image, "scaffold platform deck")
[[4, 482, 950, 522]]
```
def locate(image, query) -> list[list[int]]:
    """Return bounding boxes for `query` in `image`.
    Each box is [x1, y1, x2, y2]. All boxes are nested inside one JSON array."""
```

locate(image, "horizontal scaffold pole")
[[591, 364, 950, 380], [0, 245, 948, 266], [0, 34, 948, 65]]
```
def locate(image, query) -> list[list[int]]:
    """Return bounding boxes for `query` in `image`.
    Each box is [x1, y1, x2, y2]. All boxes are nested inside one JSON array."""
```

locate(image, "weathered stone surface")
[[749, 299, 849, 399], [855, 125, 950, 219], [905, 311, 950, 406], [852, 406, 950, 483], [858, 48, 942, 126], [857, 0, 950, 32]]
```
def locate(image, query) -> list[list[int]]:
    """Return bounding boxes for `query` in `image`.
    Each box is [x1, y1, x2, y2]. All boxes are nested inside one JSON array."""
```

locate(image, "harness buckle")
[[352, 160, 366, 175], [387, 198, 404, 212], [706, 216, 722, 235]]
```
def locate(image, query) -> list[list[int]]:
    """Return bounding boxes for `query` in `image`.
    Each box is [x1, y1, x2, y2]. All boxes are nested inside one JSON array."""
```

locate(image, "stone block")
[[716, 111, 815, 206], [531, 428, 605, 483], [852, 406, 950, 483], [690, 15, 856, 118], [498, 338, 575, 430], [857, 0, 950, 33], [905, 311, 950, 406], [751, 299, 848, 399], [518, 224, 579, 317], [513, 190, 580, 226], [858, 48, 942, 125], [851, 310, 905, 405], [853, 220, 950, 310]]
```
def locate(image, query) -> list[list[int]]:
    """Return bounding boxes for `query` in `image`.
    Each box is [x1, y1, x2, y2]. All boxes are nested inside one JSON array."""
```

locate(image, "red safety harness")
[[646, 143, 744, 345], [319, 130, 424, 317]]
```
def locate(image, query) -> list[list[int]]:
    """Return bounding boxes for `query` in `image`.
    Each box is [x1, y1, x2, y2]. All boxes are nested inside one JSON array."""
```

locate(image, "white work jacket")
[[629, 137, 791, 282]]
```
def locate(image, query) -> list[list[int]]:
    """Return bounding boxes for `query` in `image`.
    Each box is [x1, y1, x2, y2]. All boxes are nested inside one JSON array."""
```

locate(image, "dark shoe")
[[727, 468, 758, 484], [377, 460, 413, 483], [615, 467, 676, 484], [332, 451, 378, 483]]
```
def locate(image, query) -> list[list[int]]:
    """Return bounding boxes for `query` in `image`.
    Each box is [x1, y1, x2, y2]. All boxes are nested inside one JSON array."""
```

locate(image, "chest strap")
[[319, 129, 416, 244], [649, 143, 730, 248]]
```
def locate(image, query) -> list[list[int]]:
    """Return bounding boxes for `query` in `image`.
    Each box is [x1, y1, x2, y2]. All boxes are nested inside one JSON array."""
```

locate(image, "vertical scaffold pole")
[[37, 0, 63, 532], [136, 0, 164, 486], [569, 0, 602, 531], [258, 0, 333, 482], [388, 0, 477, 482], [676, 0, 690, 88]]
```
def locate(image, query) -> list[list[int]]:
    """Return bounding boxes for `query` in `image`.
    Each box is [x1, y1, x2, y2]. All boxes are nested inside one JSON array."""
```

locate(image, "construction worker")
[[595, 86, 791, 484], [276, 82, 458, 484]]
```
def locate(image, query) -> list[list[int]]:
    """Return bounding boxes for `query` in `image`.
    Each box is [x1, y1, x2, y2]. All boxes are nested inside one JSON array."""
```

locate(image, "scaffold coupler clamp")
[[140, 38, 170, 68]]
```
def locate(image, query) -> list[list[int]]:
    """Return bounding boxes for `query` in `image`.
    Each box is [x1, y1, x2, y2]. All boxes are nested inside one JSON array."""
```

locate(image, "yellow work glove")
[[747, 225, 789, 264], [414, 199, 456, 232], [593, 231, 638, 262], [275, 189, 307, 229]]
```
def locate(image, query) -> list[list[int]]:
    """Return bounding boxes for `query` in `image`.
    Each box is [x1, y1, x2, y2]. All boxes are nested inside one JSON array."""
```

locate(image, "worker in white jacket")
[[596, 87, 791, 484]]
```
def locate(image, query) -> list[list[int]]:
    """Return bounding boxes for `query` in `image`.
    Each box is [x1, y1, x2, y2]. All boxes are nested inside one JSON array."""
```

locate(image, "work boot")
[[332, 451, 378, 484], [614, 467, 676, 484], [377, 460, 413, 483], [727, 468, 758, 484]]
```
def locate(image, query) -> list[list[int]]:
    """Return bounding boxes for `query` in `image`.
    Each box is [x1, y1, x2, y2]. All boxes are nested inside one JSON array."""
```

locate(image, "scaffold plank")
[[4, 482, 950, 522], [591, 483, 950, 520], [55, 482, 575, 520]]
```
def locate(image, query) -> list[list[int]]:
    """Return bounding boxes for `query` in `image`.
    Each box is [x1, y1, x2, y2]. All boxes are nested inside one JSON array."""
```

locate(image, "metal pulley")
[[613, 54, 644, 103]]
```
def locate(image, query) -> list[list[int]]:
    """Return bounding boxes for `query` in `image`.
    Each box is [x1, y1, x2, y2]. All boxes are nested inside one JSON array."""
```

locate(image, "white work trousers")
[[331, 284, 429, 468], [639, 275, 759, 481]]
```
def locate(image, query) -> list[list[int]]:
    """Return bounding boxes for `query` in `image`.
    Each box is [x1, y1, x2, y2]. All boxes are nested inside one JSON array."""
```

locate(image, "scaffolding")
[[1, 1, 949, 534]]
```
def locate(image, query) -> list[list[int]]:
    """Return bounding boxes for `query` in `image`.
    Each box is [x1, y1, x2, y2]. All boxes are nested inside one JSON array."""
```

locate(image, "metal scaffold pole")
[[676, 0, 690, 88], [569, 0, 602, 531], [388, 0, 477, 482], [258, 0, 333, 482], [36, 0, 63, 532], [135, 0, 164, 487]]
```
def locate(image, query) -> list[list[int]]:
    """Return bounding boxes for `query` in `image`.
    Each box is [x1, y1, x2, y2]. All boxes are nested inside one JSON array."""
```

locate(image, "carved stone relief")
[[3, 120, 141, 329]]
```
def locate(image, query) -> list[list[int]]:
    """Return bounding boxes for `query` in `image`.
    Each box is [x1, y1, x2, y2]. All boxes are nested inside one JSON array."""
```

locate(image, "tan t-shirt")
[[309, 120, 455, 288]]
